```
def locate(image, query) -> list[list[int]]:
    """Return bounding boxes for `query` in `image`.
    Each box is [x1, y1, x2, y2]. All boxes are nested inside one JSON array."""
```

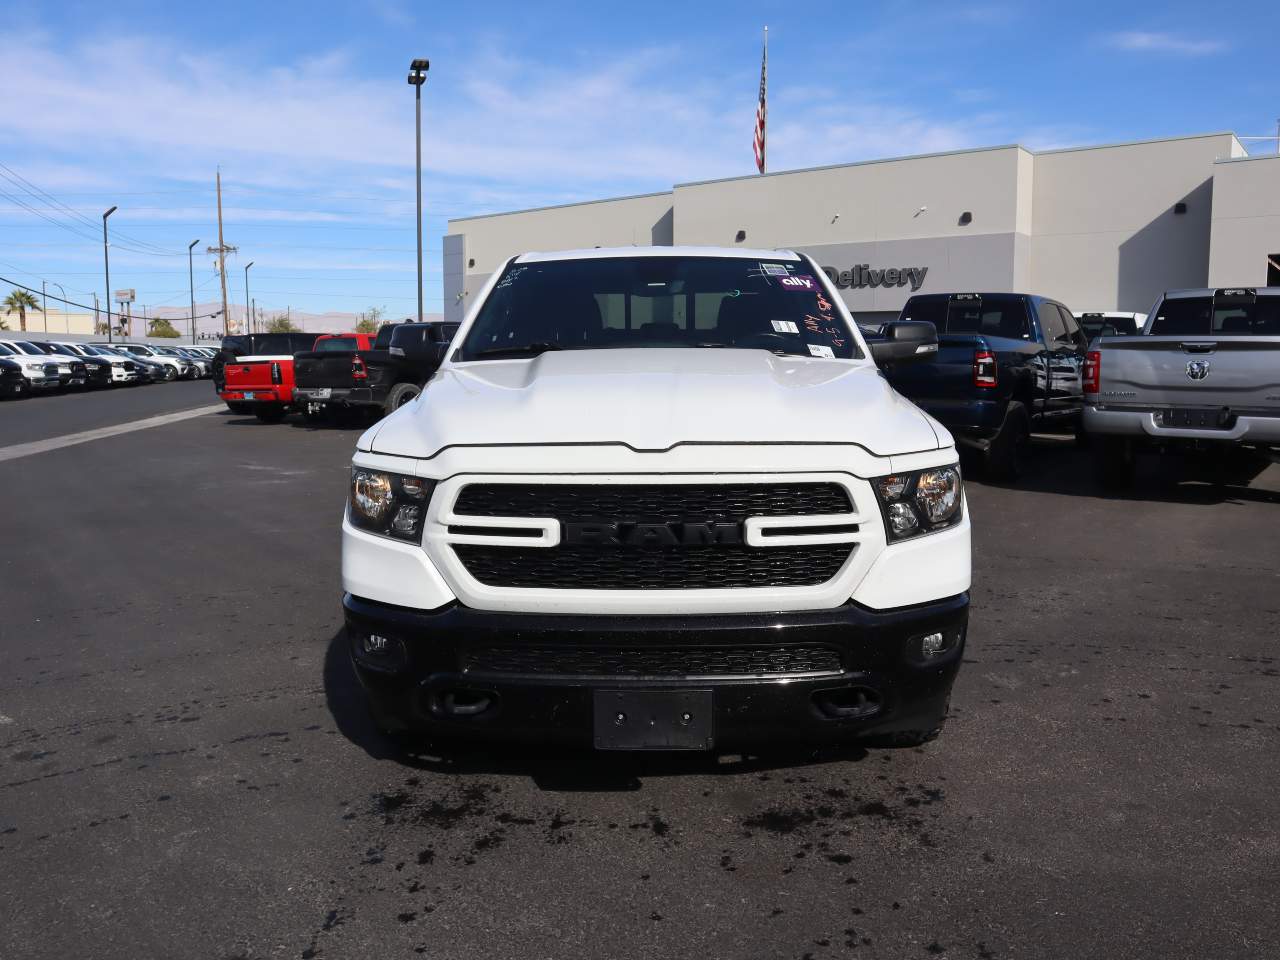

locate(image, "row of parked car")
[[0, 339, 219, 397], [208, 281, 1277, 492], [870, 289, 1278, 487], [213, 322, 457, 423]]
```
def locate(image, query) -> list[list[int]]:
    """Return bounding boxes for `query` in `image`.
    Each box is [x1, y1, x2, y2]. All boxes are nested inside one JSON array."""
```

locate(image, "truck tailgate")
[[295, 353, 357, 388], [225, 359, 283, 391], [1095, 337, 1280, 411]]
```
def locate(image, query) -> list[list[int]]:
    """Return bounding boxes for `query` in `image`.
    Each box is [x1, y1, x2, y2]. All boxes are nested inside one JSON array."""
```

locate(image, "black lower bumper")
[[343, 592, 969, 750], [294, 386, 386, 408]]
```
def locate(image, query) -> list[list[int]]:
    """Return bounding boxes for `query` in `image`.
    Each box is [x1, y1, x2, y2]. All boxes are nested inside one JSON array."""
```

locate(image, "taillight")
[[973, 350, 997, 388], [1084, 351, 1101, 394], [352, 355, 368, 381], [271, 362, 282, 384]]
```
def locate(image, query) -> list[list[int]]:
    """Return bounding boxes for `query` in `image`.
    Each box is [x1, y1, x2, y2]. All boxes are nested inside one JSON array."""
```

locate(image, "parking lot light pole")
[[50, 282, 69, 332], [244, 261, 254, 335], [189, 240, 200, 344], [408, 58, 429, 324], [103, 206, 117, 342]]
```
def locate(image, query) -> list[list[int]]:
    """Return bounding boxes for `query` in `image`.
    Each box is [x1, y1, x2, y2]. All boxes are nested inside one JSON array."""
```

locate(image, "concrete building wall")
[[1029, 133, 1238, 313], [1207, 155, 1280, 288], [672, 146, 1030, 321], [442, 131, 1267, 324], [1, 310, 96, 335], [444, 191, 674, 321]]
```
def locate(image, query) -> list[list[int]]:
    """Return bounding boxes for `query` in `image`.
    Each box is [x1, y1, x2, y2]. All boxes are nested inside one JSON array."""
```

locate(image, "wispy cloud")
[[0, 31, 1004, 211], [1104, 31, 1227, 56]]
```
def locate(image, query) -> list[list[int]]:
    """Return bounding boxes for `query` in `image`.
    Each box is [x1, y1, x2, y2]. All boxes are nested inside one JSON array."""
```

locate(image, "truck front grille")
[[450, 482, 855, 591], [463, 643, 843, 679], [454, 482, 851, 520]]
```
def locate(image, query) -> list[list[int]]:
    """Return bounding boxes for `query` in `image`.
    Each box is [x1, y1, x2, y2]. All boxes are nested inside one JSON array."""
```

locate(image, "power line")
[[0, 163, 183, 257], [0, 275, 224, 320]]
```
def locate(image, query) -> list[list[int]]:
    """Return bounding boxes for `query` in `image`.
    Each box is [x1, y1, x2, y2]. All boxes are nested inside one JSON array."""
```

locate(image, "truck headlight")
[[349, 468, 435, 543], [872, 465, 963, 542]]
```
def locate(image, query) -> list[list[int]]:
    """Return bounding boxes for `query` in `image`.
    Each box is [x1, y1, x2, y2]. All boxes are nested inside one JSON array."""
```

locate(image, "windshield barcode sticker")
[[761, 263, 790, 276], [807, 344, 835, 359], [771, 320, 799, 334]]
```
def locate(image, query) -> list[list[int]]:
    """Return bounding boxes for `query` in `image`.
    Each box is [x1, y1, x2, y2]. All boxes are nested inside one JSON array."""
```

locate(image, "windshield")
[[13, 341, 45, 355], [315, 337, 360, 352], [41, 343, 78, 356], [459, 256, 862, 361], [0, 343, 16, 356], [1148, 295, 1280, 336], [1079, 316, 1137, 338]]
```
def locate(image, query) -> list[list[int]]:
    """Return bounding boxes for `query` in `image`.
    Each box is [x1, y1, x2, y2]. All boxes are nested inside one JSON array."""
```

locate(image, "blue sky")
[[1, 0, 1277, 326]]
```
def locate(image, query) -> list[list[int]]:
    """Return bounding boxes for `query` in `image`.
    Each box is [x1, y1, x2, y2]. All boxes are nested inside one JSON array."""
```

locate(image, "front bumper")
[[344, 592, 968, 750], [1085, 405, 1280, 445]]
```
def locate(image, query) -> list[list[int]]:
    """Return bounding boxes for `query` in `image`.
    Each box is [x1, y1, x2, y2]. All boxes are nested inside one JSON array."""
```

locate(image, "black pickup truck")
[[292, 320, 459, 418], [879, 292, 1088, 479]]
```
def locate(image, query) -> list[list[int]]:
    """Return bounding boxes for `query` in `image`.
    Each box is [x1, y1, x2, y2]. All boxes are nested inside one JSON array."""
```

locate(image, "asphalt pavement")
[[1, 389, 1277, 960]]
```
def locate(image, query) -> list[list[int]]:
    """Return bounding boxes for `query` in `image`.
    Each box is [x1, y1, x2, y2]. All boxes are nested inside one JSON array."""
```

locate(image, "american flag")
[[753, 28, 768, 174]]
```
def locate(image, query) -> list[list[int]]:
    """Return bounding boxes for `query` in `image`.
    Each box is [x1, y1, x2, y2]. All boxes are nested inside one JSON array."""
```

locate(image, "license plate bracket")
[[1163, 407, 1233, 430], [593, 689, 714, 751]]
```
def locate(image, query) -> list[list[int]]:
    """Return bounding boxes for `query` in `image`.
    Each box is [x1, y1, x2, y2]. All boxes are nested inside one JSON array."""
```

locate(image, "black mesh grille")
[[463, 644, 843, 678], [453, 542, 852, 589], [454, 482, 851, 520], [451, 481, 855, 591]]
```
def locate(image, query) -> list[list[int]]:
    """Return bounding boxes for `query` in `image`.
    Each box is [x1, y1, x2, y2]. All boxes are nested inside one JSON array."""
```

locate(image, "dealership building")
[[444, 131, 1280, 327]]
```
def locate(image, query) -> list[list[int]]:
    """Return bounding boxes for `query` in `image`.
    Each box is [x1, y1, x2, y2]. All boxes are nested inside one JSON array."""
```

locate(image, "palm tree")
[[2, 290, 42, 333]]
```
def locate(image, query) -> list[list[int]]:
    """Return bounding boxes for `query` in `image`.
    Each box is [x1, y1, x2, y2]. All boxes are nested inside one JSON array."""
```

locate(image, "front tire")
[[383, 381, 421, 416], [254, 403, 288, 423]]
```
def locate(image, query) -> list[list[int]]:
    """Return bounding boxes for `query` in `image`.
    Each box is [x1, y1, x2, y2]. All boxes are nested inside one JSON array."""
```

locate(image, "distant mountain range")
[[146, 302, 443, 340]]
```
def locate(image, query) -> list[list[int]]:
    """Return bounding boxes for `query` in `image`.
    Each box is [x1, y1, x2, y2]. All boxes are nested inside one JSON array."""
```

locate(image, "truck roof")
[[1162, 287, 1280, 299], [514, 245, 803, 263]]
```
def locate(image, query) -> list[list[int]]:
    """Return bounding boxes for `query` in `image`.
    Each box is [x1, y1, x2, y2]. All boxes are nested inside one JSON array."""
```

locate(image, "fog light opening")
[[911, 629, 959, 662], [813, 686, 883, 720], [363, 633, 391, 655], [432, 688, 497, 719]]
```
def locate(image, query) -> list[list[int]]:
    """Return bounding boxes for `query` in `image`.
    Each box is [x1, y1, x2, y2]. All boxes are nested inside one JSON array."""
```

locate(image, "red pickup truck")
[[220, 334, 323, 422]]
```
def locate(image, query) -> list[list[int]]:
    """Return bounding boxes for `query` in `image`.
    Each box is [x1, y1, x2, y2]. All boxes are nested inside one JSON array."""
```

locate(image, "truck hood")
[[364, 348, 942, 459]]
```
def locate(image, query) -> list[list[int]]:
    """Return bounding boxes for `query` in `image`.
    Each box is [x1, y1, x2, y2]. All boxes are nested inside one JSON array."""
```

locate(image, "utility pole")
[[252, 298, 257, 334], [207, 169, 237, 338]]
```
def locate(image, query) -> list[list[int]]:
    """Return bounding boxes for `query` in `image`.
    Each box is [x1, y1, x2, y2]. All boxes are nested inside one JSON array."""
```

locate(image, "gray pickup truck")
[[1084, 287, 1280, 487]]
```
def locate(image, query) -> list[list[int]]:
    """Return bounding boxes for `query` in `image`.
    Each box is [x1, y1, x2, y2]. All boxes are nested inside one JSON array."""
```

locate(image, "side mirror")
[[869, 320, 938, 367]]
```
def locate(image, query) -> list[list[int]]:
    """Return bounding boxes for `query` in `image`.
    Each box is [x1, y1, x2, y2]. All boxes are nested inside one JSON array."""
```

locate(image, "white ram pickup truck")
[[1085, 287, 1280, 487], [342, 247, 970, 751]]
